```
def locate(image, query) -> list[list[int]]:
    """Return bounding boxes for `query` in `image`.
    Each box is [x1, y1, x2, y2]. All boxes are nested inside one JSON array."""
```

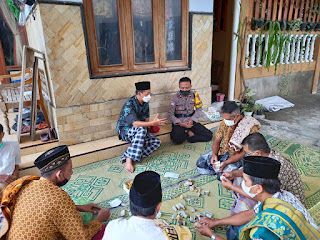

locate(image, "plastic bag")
[[199, 102, 223, 122], [73, 198, 93, 224]]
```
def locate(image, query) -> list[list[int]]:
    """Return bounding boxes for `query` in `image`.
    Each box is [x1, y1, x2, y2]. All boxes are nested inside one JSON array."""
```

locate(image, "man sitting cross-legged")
[[168, 77, 213, 144], [117, 81, 167, 173], [103, 171, 192, 240], [196, 101, 260, 178], [1, 145, 110, 240], [196, 156, 319, 240]]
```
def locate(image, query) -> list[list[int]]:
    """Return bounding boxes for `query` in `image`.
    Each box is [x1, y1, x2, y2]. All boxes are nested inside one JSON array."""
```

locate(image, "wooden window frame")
[[83, 0, 189, 78]]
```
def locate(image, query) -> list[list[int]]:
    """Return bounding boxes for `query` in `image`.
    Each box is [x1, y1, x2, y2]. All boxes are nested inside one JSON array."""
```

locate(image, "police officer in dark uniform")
[[168, 77, 213, 144]]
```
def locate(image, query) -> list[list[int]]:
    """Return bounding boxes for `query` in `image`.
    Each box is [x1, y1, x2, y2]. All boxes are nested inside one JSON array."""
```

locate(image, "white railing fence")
[[245, 34, 317, 68]]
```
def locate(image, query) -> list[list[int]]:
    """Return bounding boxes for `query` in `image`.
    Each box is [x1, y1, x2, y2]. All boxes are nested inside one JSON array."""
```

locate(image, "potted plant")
[[242, 88, 256, 105], [251, 18, 265, 30], [241, 103, 254, 116], [278, 20, 286, 31], [306, 22, 316, 31], [311, 3, 320, 31], [300, 22, 308, 30], [287, 18, 302, 31], [259, 21, 290, 73], [254, 103, 264, 115]]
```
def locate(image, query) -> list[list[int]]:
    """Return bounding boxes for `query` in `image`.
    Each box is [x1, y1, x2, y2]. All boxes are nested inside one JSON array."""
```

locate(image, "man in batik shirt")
[[196, 101, 260, 178], [2, 145, 110, 240]]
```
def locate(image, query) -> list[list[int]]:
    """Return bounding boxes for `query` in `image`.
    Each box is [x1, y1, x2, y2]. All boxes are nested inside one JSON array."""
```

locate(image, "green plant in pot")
[[300, 21, 308, 30], [306, 22, 316, 31], [254, 103, 264, 115], [287, 18, 302, 31], [278, 20, 286, 31], [252, 18, 265, 30], [242, 88, 256, 105], [259, 21, 290, 74], [241, 103, 255, 116], [311, 2, 320, 31]]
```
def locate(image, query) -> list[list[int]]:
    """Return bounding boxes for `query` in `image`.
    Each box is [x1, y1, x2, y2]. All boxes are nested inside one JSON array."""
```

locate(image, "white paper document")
[[164, 172, 180, 179]]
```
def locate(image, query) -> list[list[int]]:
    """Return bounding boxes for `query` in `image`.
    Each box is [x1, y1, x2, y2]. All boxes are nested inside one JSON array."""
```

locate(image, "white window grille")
[[245, 34, 317, 68]]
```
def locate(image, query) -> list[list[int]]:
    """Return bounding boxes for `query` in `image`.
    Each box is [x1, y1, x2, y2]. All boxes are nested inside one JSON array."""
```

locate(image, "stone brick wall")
[[36, 3, 213, 145]]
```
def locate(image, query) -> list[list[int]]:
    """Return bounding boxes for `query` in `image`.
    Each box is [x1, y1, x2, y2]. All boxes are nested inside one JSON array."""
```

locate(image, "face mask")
[[244, 150, 258, 157], [241, 180, 258, 198], [224, 119, 235, 126], [142, 94, 151, 103], [57, 178, 69, 187], [0, 142, 4, 149], [180, 90, 190, 96]]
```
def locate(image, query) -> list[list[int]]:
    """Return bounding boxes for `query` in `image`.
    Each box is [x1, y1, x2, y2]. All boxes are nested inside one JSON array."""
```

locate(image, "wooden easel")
[[17, 46, 54, 142]]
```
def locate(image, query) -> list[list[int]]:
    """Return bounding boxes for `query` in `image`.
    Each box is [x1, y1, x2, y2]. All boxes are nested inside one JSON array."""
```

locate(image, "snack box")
[[123, 179, 134, 194]]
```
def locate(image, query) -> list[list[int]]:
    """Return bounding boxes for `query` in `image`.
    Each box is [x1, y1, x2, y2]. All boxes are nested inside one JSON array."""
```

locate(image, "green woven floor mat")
[[63, 134, 320, 239]]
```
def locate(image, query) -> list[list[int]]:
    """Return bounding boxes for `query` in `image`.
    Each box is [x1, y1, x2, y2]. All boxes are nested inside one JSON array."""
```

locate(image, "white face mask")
[[142, 94, 151, 103], [224, 119, 235, 126], [241, 180, 258, 198]]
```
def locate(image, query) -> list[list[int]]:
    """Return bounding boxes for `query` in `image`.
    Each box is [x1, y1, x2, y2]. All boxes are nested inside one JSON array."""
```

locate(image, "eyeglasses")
[[244, 151, 258, 157]]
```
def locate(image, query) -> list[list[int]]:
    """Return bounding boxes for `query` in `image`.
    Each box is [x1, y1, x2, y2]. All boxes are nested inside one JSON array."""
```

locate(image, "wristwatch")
[[210, 234, 219, 240]]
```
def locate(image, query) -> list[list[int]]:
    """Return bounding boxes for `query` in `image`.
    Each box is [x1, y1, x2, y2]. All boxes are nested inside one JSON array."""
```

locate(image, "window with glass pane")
[[0, 11, 26, 67], [93, 0, 122, 66], [132, 0, 155, 63], [165, 0, 182, 61]]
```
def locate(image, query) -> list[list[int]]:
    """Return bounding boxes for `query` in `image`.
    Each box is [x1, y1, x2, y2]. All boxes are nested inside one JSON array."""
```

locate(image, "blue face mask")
[[0, 142, 4, 149]]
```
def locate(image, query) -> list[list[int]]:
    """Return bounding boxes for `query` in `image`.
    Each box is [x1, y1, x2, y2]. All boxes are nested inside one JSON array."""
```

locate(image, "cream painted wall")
[[25, 3, 213, 143]]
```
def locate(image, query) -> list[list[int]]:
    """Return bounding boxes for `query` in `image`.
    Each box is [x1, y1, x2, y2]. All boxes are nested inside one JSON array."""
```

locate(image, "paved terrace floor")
[[260, 93, 320, 151]]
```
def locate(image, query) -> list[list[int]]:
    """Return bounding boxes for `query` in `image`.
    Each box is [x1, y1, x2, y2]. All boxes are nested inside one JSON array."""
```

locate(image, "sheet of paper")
[[109, 198, 122, 208], [164, 172, 180, 179]]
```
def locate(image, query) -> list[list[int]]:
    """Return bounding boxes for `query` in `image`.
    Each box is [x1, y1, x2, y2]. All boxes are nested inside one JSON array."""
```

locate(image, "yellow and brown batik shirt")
[[215, 121, 260, 157], [269, 149, 306, 205], [7, 178, 101, 240]]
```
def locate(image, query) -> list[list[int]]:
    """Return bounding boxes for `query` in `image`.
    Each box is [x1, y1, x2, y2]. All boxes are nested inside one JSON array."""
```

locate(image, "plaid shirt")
[[117, 96, 150, 137]]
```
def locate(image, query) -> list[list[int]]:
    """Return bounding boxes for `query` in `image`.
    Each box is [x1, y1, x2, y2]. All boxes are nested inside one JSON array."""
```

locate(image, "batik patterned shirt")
[[117, 96, 150, 138], [215, 120, 259, 156], [254, 190, 318, 230], [7, 178, 101, 240], [269, 149, 306, 205]]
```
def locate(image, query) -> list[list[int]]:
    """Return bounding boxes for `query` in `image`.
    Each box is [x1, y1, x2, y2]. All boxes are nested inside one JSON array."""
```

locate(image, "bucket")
[[216, 93, 225, 102]]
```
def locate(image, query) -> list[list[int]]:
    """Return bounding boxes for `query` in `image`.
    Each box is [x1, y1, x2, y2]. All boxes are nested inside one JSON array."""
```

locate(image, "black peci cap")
[[34, 145, 71, 173], [130, 171, 162, 208], [243, 156, 281, 179], [135, 81, 151, 91]]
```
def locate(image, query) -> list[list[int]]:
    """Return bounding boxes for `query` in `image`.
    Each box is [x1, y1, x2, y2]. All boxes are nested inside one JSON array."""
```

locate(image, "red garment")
[[148, 126, 160, 133], [92, 225, 106, 240]]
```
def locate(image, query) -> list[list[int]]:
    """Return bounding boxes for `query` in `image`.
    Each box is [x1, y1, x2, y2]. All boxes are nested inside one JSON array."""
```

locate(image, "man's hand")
[[96, 209, 111, 223], [218, 161, 229, 172], [196, 223, 215, 238], [210, 155, 218, 165], [0, 174, 17, 184], [221, 176, 234, 191], [199, 217, 218, 228], [178, 122, 192, 128], [188, 119, 193, 127], [222, 172, 235, 180], [77, 203, 101, 214], [152, 114, 167, 126]]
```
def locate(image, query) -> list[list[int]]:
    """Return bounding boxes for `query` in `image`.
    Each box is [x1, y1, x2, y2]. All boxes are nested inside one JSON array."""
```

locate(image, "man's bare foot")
[[187, 130, 195, 137], [125, 158, 135, 173]]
